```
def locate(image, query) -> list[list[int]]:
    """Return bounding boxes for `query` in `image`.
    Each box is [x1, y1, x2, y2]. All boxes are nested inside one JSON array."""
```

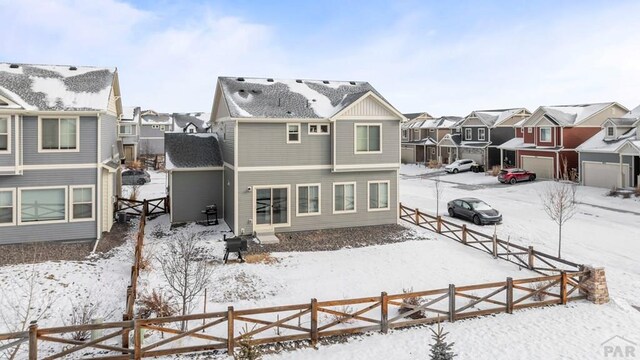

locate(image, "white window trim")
[[69, 185, 95, 222], [0, 116, 10, 154], [354, 123, 383, 154], [119, 124, 136, 136], [296, 183, 321, 217], [464, 128, 472, 140], [159, 125, 166, 131], [308, 123, 330, 135], [333, 181, 357, 214], [18, 186, 68, 225], [478, 128, 486, 141], [0, 188, 16, 227], [402, 129, 408, 139], [367, 180, 390, 212], [252, 184, 291, 229], [286, 123, 301, 144], [38, 116, 80, 153], [539, 127, 552, 142]]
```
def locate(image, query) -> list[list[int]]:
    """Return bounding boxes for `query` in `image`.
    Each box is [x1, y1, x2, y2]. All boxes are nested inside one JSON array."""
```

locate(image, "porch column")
[[619, 155, 624, 188], [500, 148, 504, 168]]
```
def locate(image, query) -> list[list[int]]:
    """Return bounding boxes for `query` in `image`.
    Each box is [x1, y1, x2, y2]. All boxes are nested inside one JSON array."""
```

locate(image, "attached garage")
[[401, 145, 416, 163], [521, 155, 554, 179], [459, 147, 485, 165], [582, 162, 629, 188]]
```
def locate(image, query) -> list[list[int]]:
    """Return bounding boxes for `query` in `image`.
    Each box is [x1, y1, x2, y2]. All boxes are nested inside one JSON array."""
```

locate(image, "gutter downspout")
[[93, 113, 102, 253]]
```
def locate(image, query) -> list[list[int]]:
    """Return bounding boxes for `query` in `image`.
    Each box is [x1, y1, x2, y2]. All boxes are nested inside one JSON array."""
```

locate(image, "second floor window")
[[119, 124, 135, 135], [41, 118, 77, 151], [287, 123, 300, 143], [309, 124, 329, 135], [606, 126, 615, 137], [402, 129, 408, 139], [464, 128, 472, 140], [0, 117, 8, 152], [355, 124, 381, 153], [478, 128, 486, 141], [540, 127, 552, 142]]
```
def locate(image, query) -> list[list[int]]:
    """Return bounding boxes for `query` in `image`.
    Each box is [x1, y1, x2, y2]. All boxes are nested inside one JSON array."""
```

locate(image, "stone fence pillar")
[[580, 266, 609, 305]]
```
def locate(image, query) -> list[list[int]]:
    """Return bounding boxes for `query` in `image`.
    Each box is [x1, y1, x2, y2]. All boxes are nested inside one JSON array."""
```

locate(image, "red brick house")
[[509, 102, 628, 179]]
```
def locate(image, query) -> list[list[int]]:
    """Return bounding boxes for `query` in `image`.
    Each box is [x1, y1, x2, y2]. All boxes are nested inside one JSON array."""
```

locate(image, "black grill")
[[223, 235, 247, 263]]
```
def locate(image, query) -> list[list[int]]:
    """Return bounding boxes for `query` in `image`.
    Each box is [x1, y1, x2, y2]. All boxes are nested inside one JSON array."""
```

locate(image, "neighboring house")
[[167, 77, 404, 241], [576, 105, 640, 188], [139, 110, 173, 155], [0, 62, 123, 244], [401, 116, 462, 164], [173, 112, 211, 133], [438, 109, 530, 167], [119, 106, 140, 162], [515, 102, 628, 179]]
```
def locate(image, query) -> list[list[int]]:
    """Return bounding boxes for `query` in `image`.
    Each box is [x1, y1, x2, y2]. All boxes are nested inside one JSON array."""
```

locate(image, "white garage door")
[[522, 156, 554, 179], [583, 162, 629, 188], [401, 146, 415, 164], [459, 148, 484, 165]]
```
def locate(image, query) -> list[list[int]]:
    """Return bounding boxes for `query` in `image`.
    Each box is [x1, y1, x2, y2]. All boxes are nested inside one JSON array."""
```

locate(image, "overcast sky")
[[1, 0, 639, 115]]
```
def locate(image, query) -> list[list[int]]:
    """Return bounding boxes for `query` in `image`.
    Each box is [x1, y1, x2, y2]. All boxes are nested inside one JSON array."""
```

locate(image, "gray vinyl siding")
[[0, 115, 15, 167], [489, 127, 515, 146], [217, 121, 235, 166], [22, 115, 97, 165], [0, 168, 98, 244], [140, 124, 170, 137], [170, 170, 223, 223], [334, 120, 400, 166], [237, 122, 331, 167], [139, 138, 164, 155], [236, 169, 397, 234], [101, 114, 118, 161], [224, 167, 234, 231]]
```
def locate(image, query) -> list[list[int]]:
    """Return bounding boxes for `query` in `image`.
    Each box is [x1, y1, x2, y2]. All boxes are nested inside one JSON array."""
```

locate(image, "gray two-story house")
[[119, 106, 140, 163], [0, 63, 123, 244], [139, 110, 173, 156], [166, 77, 404, 242]]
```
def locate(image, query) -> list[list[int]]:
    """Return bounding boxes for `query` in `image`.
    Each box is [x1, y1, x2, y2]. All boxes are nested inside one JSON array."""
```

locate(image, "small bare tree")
[[540, 182, 578, 258], [159, 233, 212, 330], [434, 174, 444, 217]]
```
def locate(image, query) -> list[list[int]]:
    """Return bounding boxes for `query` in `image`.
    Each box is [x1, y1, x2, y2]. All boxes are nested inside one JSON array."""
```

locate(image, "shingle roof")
[[468, 108, 525, 127], [173, 112, 210, 132], [540, 103, 614, 126], [218, 77, 388, 119], [0, 62, 115, 111], [165, 133, 223, 170]]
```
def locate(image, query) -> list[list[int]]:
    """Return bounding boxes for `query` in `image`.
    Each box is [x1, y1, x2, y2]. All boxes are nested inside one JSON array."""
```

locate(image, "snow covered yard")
[[121, 169, 168, 200]]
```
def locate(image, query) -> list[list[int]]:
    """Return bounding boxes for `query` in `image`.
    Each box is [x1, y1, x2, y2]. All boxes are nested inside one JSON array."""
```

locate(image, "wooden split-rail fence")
[[0, 270, 589, 359], [114, 196, 169, 218], [398, 203, 582, 275]]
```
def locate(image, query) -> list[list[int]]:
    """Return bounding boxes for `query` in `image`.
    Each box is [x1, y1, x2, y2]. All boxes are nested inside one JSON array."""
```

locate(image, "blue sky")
[[1, 0, 639, 114]]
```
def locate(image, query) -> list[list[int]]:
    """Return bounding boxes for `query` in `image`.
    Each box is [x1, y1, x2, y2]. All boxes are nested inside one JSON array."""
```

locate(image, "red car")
[[498, 168, 536, 184]]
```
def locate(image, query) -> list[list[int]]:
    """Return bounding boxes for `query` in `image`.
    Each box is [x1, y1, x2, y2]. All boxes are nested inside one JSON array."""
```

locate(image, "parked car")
[[122, 169, 151, 185], [444, 159, 476, 174], [447, 197, 502, 225], [498, 168, 536, 184]]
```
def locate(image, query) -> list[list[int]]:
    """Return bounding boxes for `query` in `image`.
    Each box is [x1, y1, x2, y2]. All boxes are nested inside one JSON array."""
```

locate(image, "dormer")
[[602, 118, 637, 141]]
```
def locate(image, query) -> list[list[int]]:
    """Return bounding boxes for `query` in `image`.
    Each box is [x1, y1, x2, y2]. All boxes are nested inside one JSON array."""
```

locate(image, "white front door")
[[253, 186, 290, 233]]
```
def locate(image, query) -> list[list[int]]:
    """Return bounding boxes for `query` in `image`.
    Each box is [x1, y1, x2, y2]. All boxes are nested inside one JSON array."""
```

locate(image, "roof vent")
[[69, 66, 77, 71], [237, 77, 245, 81], [349, 81, 356, 85], [267, 78, 274, 82], [239, 89, 245, 93], [322, 80, 329, 84], [295, 79, 302, 83], [9, 64, 19, 69], [286, 111, 292, 114], [312, 99, 316, 102], [251, 90, 261, 94]]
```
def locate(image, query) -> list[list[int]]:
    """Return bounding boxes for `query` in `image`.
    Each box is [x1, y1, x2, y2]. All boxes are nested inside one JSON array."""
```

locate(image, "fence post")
[[310, 299, 318, 347], [527, 246, 534, 270], [448, 284, 455, 322], [165, 195, 170, 214], [122, 314, 130, 351], [461, 224, 467, 244], [415, 208, 420, 225], [28, 321, 37, 360], [380, 292, 388, 334], [560, 271, 568, 305], [437, 216, 442, 234], [398, 202, 402, 220], [506, 277, 513, 314], [133, 319, 141, 360], [227, 306, 235, 355], [143, 200, 149, 216], [492, 234, 498, 258]]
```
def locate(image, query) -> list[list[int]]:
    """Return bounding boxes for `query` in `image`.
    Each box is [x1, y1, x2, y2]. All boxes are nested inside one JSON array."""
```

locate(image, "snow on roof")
[[122, 106, 136, 120], [541, 103, 612, 126], [218, 77, 387, 119], [459, 141, 490, 148], [141, 112, 173, 125], [0, 63, 115, 111], [497, 137, 536, 150], [469, 108, 524, 127], [164, 133, 222, 170], [622, 104, 640, 119], [173, 112, 210, 132], [577, 127, 637, 152], [514, 118, 527, 127]]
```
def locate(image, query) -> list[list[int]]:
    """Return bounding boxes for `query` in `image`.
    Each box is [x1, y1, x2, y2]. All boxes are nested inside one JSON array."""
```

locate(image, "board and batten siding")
[[334, 119, 400, 166], [171, 170, 223, 223], [0, 115, 16, 167], [22, 115, 97, 165], [223, 166, 235, 231], [0, 168, 98, 244], [236, 169, 397, 234], [339, 96, 397, 117], [237, 122, 331, 167]]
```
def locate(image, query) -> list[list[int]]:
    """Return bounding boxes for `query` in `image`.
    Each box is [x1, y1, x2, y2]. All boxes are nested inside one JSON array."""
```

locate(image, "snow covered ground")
[[121, 169, 168, 199], [2, 164, 639, 359]]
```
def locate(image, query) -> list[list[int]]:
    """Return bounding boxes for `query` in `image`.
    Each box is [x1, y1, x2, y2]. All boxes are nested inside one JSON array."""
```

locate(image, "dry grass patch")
[[245, 253, 279, 264]]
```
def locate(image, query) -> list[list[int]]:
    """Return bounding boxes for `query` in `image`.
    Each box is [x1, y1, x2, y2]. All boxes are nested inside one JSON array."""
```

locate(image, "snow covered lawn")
[[121, 169, 167, 200]]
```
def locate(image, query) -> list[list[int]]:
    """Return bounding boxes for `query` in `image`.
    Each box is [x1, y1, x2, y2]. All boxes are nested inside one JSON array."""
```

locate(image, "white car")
[[444, 159, 476, 173]]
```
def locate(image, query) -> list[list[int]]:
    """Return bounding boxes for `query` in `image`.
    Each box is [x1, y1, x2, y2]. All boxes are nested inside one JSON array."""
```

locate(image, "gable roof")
[[173, 112, 210, 132], [538, 103, 617, 126], [164, 133, 223, 170], [465, 108, 527, 127], [217, 77, 387, 119], [577, 127, 638, 153], [0, 62, 117, 112], [141, 111, 173, 125], [403, 112, 432, 121]]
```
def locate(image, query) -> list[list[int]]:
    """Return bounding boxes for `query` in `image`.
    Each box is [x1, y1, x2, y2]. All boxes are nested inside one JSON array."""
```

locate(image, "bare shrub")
[[607, 186, 617, 197], [138, 290, 176, 319], [490, 165, 501, 177], [399, 287, 425, 319], [532, 281, 553, 302], [234, 324, 261, 360], [128, 184, 141, 201], [434, 174, 444, 218], [330, 305, 356, 324], [428, 160, 440, 169], [540, 182, 578, 258], [622, 191, 632, 199], [65, 300, 106, 341], [129, 160, 144, 170], [244, 253, 279, 264]]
